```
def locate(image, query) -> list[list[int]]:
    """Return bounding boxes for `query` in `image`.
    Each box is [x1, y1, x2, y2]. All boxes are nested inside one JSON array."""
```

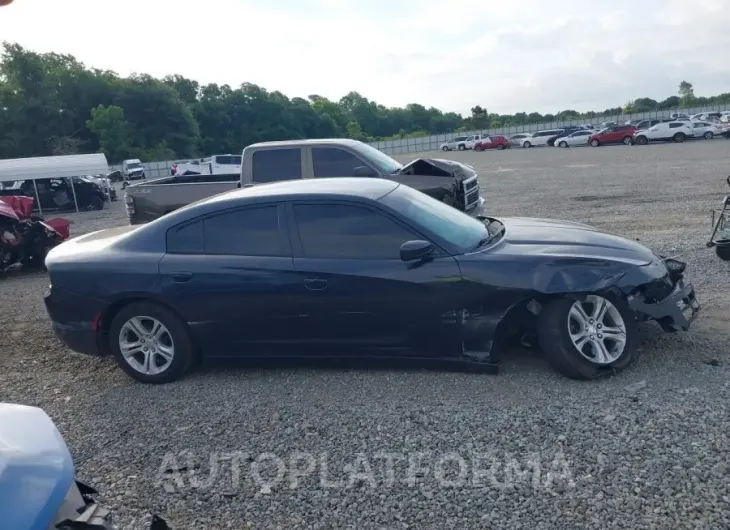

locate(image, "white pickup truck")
[[173, 154, 242, 175]]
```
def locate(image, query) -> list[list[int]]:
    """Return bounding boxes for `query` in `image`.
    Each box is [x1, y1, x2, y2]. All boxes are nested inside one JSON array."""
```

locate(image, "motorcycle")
[[0, 196, 69, 274]]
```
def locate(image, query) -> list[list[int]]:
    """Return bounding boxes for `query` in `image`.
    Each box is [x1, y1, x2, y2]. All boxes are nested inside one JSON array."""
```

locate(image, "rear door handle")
[[171, 271, 193, 283], [304, 278, 328, 291]]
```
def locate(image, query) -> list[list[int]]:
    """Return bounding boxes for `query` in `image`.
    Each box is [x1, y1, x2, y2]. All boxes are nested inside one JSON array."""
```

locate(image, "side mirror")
[[400, 240, 434, 262], [353, 166, 376, 177]]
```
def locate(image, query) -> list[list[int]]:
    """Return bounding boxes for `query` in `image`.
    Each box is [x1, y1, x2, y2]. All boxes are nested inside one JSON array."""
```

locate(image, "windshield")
[[351, 142, 402, 174], [380, 184, 487, 253], [127, 162, 143, 169]]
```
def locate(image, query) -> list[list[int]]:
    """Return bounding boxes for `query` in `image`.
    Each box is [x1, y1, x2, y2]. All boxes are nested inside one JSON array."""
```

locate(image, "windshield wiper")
[[470, 233, 491, 252]]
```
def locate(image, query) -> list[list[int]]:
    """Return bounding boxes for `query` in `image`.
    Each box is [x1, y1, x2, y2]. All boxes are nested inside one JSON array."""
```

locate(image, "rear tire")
[[559, 141, 568, 148], [87, 196, 104, 211], [497, 144, 505, 150], [635, 136, 648, 145], [442, 146, 449, 151], [474, 145, 483, 152], [537, 293, 638, 380], [458, 144, 466, 151], [623, 136, 633, 145], [716, 245, 730, 261], [522, 141, 532, 148], [673, 132, 686, 143], [109, 301, 196, 384], [704, 131, 714, 139]]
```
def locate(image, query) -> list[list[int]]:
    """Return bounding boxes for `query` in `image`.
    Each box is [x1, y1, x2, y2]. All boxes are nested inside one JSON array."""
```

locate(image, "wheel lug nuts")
[[598, 334, 603, 339]]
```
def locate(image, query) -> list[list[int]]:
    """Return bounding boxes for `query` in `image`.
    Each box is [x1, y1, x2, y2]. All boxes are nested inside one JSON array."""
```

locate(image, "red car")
[[474, 135, 510, 151], [589, 125, 636, 147]]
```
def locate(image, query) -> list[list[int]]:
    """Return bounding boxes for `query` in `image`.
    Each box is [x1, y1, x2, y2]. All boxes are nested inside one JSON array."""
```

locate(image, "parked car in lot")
[[548, 126, 585, 146], [124, 139, 485, 224], [634, 119, 662, 131], [633, 122, 694, 145], [691, 121, 723, 139], [474, 136, 510, 151], [520, 129, 565, 148], [589, 125, 636, 147], [554, 129, 594, 147], [508, 133, 530, 146], [45, 178, 699, 383], [439, 134, 486, 151]]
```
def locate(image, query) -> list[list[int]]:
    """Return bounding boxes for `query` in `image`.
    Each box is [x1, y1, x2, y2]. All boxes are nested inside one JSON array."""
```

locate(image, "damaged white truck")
[[124, 139, 485, 225]]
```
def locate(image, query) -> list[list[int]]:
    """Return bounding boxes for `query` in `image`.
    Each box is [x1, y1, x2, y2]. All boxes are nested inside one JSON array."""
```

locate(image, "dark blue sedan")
[[44, 178, 698, 383]]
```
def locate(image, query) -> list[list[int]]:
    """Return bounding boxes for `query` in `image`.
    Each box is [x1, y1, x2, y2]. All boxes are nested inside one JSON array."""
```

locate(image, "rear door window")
[[312, 148, 368, 178], [203, 206, 289, 256], [251, 148, 302, 183]]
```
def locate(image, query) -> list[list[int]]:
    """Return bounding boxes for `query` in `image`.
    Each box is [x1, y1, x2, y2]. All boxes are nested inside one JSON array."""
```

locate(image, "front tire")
[[537, 293, 638, 380], [590, 139, 600, 147], [87, 195, 104, 211], [623, 136, 633, 145], [497, 144, 505, 150], [474, 145, 483, 152], [635, 136, 648, 145], [559, 141, 568, 148], [522, 141, 532, 148], [109, 301, 196, 384], [458, 144, 466, 151], [673, 132, 686, 143], [442, 146, 449, 151], [704, 131, 714, 139]]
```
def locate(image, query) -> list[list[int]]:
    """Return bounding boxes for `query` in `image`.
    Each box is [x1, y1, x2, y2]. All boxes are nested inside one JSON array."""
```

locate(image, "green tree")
[[85, 104, 135, 162], [679, 80, 695, 107]]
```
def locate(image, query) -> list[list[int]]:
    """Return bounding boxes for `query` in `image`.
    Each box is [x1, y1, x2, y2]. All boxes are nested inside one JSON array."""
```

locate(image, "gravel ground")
[[2, 140, 730, 529]]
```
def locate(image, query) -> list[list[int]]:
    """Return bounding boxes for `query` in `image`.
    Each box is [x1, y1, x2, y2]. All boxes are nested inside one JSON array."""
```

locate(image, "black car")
[[0, 177, 106, 211], [44, 178, 699, 384]]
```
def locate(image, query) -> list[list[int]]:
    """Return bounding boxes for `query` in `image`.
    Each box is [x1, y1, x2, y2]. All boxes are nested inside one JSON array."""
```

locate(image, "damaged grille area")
[[461, 176, 481, 211]]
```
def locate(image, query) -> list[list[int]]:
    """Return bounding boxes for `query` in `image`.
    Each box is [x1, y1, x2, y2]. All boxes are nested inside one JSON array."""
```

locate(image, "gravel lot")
[[2, 140, 730, 529]]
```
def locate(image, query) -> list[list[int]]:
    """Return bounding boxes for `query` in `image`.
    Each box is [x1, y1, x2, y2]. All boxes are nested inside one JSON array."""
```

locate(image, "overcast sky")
[[1, 0, 728, 115]]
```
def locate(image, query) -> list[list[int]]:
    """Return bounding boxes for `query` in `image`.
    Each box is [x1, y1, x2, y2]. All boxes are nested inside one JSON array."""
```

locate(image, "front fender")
[[532, 259, 629, 294]]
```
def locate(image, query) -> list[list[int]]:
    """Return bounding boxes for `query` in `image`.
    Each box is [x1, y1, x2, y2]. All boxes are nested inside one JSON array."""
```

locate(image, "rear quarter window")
[[251, 148, 302, 183]]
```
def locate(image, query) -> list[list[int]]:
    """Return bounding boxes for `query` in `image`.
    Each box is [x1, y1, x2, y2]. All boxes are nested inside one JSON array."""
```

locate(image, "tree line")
[[1, 42, 729, 163]]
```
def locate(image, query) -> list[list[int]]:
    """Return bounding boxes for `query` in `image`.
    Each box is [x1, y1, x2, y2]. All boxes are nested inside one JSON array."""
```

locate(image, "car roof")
[[203, 178, 400, 208], [247, 138, 363, 149]]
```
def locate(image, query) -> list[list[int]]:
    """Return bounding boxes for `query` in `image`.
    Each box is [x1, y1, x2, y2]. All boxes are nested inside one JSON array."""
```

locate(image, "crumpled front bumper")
[[628, 278, 700, 332]]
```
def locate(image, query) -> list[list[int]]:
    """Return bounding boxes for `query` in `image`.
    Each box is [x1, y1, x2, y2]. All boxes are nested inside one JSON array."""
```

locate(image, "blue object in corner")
[[0, 402, 75, 530]]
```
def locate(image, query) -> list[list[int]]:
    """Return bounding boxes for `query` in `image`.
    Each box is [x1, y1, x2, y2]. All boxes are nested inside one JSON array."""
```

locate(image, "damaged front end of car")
[[0, 196, 69, 275], [396, 158, 485, 216], [626, 255, 700, 332]]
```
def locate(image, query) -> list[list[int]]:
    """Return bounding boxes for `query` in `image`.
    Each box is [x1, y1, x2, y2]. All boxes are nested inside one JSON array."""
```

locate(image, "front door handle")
[[304, 278, 328, 291], [171, 271, 193, 283]]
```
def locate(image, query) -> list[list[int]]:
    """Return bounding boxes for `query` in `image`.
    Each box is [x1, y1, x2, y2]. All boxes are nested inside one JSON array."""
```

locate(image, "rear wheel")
[[109, 302, 196, 384], [635, 135, 648, 145], [474, 145, 483, 152], [716, 244, 730, 261], [623, 136, 633, 145], [704, 131, 714, 139], [673, 132, 686, 143], [442, 146, 449, 151], [522, 141, 532, 148], [537, 294, 638, 380], [590, 139, 600, 147], [497, 144, 505, 150], [86, 195, 104, 211], [458, 144, 466, 151], [559, 141, 568, 148]]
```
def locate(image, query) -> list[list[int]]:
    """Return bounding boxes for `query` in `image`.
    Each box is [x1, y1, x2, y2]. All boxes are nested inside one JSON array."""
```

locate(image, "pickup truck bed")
[[124, 173, 240, 224]]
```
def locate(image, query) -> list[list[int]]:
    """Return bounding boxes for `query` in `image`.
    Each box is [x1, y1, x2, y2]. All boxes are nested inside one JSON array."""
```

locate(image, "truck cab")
[[200, 154, 243, 175]]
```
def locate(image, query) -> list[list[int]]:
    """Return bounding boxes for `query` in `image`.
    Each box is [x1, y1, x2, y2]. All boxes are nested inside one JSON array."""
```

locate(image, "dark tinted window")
[[312, 148, 367, 178], [216, 155, 242, 165], [203, 206, 288, 256], [167, 220, 204, 254], [294, 204, 416, 259], [669, 123, 683, 129], [251, 149, 302, 183]]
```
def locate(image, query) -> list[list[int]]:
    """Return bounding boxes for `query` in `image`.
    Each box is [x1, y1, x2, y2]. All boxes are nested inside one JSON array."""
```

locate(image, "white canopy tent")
[[0, 154, 109, 214]]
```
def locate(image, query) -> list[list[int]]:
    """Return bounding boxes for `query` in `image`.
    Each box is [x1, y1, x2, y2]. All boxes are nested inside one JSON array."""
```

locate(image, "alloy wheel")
[[567, 295, 626, 365], [118, 316, 175, 375]]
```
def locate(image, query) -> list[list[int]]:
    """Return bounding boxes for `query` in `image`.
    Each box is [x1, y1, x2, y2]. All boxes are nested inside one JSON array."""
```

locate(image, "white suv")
[[633, 122, 694, 145], [440, 134, 485, 151]]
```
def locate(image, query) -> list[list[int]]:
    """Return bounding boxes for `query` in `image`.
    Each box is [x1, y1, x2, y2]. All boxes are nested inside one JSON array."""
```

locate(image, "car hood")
[[0, 403, 75, 530], [489, 217, 654, 266]]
